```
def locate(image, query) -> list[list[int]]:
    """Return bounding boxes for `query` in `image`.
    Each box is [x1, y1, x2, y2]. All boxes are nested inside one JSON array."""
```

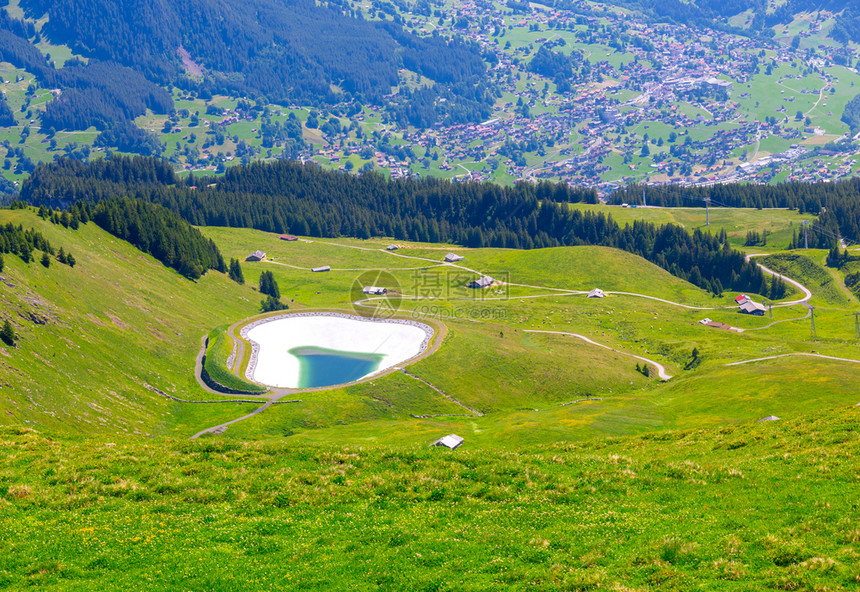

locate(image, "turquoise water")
[[289, 346, 385, 388]]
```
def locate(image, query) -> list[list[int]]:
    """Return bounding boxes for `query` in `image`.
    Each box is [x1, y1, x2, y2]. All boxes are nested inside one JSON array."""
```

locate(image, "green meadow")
[[1, 407, 858, 591]]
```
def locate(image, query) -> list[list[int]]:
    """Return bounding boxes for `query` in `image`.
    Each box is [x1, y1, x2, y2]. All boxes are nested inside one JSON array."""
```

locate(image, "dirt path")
[[725, 352, 860, 367], [605, 290, 726, 310], [524, 329, 673, 380], [742, 306, 811, 331], [190, 396, 292, 439], [804, 83, 830, 117], [144, 384, 279, 405]]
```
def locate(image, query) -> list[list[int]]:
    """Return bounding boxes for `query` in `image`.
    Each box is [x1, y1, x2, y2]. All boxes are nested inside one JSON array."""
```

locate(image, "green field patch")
[[202, 325, 266, 393], [568, 204, 815, 252]]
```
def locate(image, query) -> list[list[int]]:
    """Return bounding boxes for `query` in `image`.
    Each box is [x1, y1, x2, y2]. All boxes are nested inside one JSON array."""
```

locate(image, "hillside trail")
[[725, 352, 860, 367], [190, 395, 286, 439], [524, 329, 672, 380]]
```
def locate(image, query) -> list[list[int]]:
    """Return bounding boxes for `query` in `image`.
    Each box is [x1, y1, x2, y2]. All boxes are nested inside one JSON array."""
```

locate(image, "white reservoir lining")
[[241, 313, 434, 389]]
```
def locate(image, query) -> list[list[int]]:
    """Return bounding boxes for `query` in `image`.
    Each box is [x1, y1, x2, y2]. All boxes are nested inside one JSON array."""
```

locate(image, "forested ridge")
[[3, 184, 223, 280], [612, 180, 860, 250], [82, 198, 225, 280], [7, 0, 491, 128], [21, 156, 770, 297], [0, 9, 173, 131]]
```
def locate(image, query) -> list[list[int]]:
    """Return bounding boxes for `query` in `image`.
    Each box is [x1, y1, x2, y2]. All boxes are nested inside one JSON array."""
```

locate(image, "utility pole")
[[642, 186, 646, 207], [854, 312, 860, 339], [801, 220, 810, 249], [808, 304, 816, 340], [704, 196, 711, 226], [768, 302, 773, 319]]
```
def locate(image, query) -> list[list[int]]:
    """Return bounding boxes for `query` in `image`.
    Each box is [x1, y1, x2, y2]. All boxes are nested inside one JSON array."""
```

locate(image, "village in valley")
[[4, 1, 860, 196], [148, 1, 860, 194]]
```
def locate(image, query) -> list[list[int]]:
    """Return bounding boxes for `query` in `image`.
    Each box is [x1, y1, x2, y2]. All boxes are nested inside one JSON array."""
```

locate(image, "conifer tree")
[[0, 319, 16, 346], [261, 295, 287, 312], [228, 258, 244, 284], [259, 270, 280, 299]]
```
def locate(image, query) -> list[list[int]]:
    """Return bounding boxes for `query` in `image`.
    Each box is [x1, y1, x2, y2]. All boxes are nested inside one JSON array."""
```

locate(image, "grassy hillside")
[[452, 245, 735, 305], [0, 208, 261, 434], [1, 407, 857, 590], [196, 226, 860, 446]]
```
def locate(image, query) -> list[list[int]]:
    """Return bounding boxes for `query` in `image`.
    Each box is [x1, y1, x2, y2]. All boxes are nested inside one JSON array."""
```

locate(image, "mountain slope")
[[0, 208, 259, 435]]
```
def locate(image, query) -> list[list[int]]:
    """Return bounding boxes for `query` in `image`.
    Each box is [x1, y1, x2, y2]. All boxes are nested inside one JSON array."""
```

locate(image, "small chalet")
[[386, 244, 400, 251], [430, 434, 464, 449], [467, 276, 494, 289], [312, 265, 331, 272], [737, 294, 767, 315], [363, 286, 387, 295], [757, 415, 780, 422], [587, 288, 606, 298], [245, 250, 266, 262], [279, 234, 298, 241], [444, 253, 465, 262]]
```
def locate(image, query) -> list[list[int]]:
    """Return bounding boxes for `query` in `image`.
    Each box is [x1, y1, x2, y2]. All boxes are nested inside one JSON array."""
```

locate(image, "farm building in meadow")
[[758, 415, 780, 422], [279, 234, 298, 241], [245, 250, 266, 261], [444, 253, 465, 262], [736, 295, 767, 315], [312, 265, 331, 272], [468, 276, 495, 289], [587, 288, 606, 298], [430, 434, 464, 449], [386, 244, 400, 251], [362, 286, 387, 295]]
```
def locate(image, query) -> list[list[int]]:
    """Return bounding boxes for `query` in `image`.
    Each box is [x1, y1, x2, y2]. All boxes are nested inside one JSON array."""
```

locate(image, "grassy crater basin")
[[242, 313, 433, 388]]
